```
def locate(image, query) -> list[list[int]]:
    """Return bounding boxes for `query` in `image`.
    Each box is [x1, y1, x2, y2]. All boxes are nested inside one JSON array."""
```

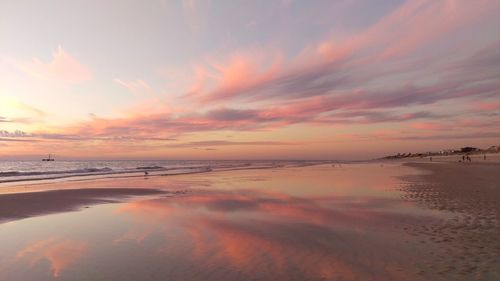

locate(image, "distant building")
[[440, 149, 454, 155], [460, 147, 479, 153]]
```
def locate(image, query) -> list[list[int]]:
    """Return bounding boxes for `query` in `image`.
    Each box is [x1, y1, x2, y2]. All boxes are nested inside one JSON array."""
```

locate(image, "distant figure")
[[484, 154, 486, 160], [430, 157, 432, 161], [462, 155, 466, 162], [144, 171, 149, 177]]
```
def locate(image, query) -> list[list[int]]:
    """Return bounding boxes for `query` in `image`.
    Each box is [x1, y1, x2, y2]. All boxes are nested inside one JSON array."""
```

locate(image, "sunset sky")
[[1, 0, 499, 160]]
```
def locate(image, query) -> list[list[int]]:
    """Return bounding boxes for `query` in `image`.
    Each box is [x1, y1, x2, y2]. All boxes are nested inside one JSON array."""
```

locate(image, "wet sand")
[[0, 162, 498, 280], [0, 188, 164, 224], [401, 162, 500, 280], [0, 163, 439, 281]]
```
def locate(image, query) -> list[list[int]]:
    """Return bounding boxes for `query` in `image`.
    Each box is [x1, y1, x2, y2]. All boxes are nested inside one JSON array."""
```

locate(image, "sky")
[[0, 0, 499, 160]]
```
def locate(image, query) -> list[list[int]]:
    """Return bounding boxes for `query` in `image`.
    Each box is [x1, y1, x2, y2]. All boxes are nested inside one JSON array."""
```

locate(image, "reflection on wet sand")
[[0, 164, 445, 280], [114, 187, 439, 280], [16, 238, 88, 278]]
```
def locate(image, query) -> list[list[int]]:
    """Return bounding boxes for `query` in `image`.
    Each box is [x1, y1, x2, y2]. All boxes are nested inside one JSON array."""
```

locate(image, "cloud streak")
[[185, 1, 500, 105], [2, 1, 499, 158], [9, 45, 92, 84], [167, 140, 296, 148]]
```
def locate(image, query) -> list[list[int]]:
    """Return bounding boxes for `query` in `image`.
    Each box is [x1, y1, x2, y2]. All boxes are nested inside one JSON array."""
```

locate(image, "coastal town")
[[382, 146, 500, 159]]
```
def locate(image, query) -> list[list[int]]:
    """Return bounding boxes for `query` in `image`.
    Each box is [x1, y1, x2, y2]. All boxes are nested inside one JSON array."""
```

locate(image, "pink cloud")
[[4, 1, 500, 158], [476, 102, 500, 111], [410, 122, 445, 131], [183, 0, 500, 105], [192, 50, 284, 102], [185, 65, 209, 97], [14, 45, 92, 84], [359, 0, 495, 60]]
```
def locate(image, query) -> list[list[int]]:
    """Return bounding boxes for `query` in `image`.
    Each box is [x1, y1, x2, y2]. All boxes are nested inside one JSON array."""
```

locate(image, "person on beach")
[[484, 154, 486, 160], [430, 157, 432, 161], [462, 155, 466, 162], [144, 171, 149, 177]]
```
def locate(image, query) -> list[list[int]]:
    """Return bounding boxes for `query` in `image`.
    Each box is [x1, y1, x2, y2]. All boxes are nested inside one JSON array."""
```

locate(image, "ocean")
[[0, 160, 332, 185]]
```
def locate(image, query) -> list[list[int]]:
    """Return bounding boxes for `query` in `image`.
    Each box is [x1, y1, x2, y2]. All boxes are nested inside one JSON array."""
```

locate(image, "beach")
[[3, 0, 499, 280], [0, 161, 498, 280], [0, 188, 164, 224], [401, 160, 500, 279]]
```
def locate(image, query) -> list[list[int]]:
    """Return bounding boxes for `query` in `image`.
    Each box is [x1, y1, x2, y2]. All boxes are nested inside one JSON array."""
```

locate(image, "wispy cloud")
[[180, 0, 499, 114], [182, 0, 207, 34], [8, 45, 91, 84], [0, 98, 47, 124], [2, 1, 499, 158], [0, 138, 38, 142], [114, 78, 156, 96], [167, 140, 296, 148]]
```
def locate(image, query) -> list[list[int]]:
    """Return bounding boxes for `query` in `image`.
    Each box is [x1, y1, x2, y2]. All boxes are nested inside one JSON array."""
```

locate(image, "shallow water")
[[0, 159, 326, 184], [0, 163, 446, 281]]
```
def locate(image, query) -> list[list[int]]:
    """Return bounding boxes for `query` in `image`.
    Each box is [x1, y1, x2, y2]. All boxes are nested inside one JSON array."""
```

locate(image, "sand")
[[1, 160, 499, 280], [401, 162, 500, 280], [0, 188, 164, 224]]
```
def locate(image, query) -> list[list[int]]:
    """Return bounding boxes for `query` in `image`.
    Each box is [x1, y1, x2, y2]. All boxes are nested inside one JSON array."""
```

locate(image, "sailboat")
[[42, 154, 55, 161]]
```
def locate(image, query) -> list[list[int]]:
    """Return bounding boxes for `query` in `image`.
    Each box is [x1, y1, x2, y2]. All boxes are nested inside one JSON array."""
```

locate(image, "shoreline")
[[0, 162, 363, 226], [401, 161, 500, 279], [0, 161, 335, 188], [0, 163, 329, 224]]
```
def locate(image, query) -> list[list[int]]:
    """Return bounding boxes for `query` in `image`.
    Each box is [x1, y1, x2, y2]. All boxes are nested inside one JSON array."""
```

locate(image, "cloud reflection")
[[115, 189, 431, 280], [16, 238, 88, 278]]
